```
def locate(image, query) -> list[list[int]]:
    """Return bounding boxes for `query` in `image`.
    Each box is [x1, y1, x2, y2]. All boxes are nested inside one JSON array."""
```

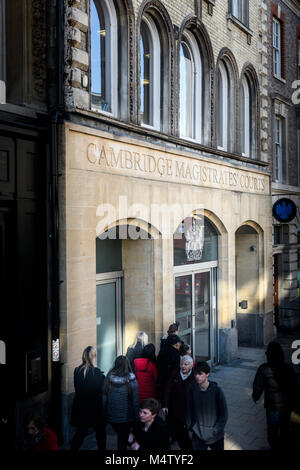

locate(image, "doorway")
[[174, 265, 218, 365], [96, 272, 123, 374]]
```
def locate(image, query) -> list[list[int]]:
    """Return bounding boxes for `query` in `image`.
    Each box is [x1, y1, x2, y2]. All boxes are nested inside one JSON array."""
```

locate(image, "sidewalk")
[[209, 346, 268, 450]]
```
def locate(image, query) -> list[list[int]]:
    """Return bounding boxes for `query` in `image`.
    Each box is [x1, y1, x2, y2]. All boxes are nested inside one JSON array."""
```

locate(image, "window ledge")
[[226, 13, 253, 43], [70, 107, 270, 168], [273, 74, 286, 84]]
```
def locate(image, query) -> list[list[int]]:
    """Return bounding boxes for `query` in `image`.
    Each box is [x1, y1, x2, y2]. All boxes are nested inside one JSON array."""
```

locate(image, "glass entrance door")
[[175, 269, 216, 364], [175, 275, 192, 347], [194, 272, 210, 361], [96, 276, 122, 374]]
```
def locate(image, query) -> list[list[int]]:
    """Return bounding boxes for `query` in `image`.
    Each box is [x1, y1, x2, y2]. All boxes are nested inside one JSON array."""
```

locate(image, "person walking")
[[103, 356, 139, 450], [186, 361, 228, 450], [157, 334, 182, 400], [162, 355, 196, 449], [134, 344, 158, 402], [126, 331, 148, 372], [128, 399, 170, 451], [252, 341, 299, 451], [70, 346, 106, 451]]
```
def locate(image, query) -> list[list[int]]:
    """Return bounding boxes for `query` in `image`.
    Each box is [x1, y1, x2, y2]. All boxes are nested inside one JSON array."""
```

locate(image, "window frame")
[[140, 13, 161, 131], [297, 38, 300, 80], [179, 31, 203, 142], [90, 0, 118, 117], [275, 116, 283, 183], [0, 0, 5, 104], [241, 75, 251, 157], [217, 61, 229, 152], [231, 0, 249, 27], [273, 17, 281, 79]]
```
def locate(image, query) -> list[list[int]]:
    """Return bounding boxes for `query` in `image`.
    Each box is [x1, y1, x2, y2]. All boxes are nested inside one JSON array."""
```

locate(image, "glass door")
[[96, 276, 123, 374], [194, 272, 210, 362], [175, 269, 217, 365], [175, 275, 192, 346]]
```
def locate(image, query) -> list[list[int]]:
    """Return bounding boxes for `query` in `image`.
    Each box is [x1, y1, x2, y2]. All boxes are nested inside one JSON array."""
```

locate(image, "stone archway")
[[96, 219, 162, 371], [235, 222, 264, 347]]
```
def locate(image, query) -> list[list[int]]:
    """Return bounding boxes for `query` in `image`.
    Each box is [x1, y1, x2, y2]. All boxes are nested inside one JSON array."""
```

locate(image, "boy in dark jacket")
[[186, 362, 228, 450], [129, 399, 170, 450]]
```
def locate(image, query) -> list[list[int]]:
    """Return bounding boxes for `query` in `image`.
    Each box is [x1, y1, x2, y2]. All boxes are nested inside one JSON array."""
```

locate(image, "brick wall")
[[269, 0, 300, 187]]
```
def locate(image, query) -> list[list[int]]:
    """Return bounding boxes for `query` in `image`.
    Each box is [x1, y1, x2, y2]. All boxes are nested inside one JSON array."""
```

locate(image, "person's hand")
[[128, 433, 135, 444], [131, 441, 140, 450], [162, 408, 168, 416], [188, 431, 193, 440]]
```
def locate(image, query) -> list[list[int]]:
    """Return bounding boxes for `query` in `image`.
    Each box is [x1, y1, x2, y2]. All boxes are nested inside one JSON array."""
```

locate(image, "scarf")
[[180, 370, 192, 381], [22, 429, 44, 450]]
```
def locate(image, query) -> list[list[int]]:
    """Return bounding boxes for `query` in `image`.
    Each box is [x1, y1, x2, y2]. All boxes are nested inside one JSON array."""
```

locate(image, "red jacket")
[[134, 358, 158, 402], [35, 428, 58, 451]]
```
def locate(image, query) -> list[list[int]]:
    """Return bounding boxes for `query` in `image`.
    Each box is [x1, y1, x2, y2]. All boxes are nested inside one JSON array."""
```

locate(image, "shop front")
[[59, 122, 274, 442]]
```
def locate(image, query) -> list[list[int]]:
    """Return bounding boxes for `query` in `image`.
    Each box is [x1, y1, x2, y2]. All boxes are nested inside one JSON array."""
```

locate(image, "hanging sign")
[[272, 198, 297, 223]]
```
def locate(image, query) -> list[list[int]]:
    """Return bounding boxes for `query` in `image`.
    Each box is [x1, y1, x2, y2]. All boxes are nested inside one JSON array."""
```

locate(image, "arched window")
[[91, 0, 117, 115], [179, 32, 202, 141], [217, 61, 229, 151], [140, 14, 161, 129], [241, 75, 251, 157]]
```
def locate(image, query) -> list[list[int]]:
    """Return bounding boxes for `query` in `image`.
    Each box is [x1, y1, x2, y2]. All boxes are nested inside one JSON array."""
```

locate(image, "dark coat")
[[157, 341, 181, 393], [252, 362, 299, 410], [70, 365, 105, 428], [131, 415, 170, 450], [186, 381, 228, 445], [163, 369, 196, 423], [103, 373, 139, 423], [126, 342, 144, 372]]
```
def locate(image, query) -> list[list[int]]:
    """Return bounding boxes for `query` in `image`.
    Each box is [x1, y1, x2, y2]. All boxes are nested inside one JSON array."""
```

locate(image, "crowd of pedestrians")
[[16, 327, 299, 451], [69, 322, 229, 451]]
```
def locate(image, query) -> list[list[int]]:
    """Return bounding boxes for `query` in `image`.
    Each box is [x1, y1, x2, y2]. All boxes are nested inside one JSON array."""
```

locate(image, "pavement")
[[72, 331, 300, 451]]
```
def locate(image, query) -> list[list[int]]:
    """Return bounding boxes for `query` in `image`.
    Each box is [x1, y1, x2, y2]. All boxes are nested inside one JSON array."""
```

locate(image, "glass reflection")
[[180, 42, 193, 138]]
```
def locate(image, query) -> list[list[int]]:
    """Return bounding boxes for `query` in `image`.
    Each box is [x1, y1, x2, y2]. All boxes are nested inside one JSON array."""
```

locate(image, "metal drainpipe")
[[49, 0, 64, 444]]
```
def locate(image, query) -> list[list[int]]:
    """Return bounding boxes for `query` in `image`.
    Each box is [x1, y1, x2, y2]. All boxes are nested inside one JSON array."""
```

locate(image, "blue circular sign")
[[272, 198, 297, 223]]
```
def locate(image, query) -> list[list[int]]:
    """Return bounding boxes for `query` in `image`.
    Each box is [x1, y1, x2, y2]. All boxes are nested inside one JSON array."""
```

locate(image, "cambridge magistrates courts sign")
[[67, 125, 270, 196]]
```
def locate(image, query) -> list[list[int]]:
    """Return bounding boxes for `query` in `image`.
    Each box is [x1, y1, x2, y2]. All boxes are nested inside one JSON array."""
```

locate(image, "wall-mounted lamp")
[[239, 300, 248, 310], [250, 245, 257, 252]]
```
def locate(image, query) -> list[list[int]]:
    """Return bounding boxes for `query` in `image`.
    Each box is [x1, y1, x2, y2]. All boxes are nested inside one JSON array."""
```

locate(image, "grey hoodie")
[[103, 373, 139, 423], [186, 381, 228, 444]]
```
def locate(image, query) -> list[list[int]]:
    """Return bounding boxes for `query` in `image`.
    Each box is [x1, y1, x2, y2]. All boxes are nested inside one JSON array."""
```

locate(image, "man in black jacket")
[[186, 362, 228, 450], [157, 334, 182, 400], [252, 341, 299, 451]]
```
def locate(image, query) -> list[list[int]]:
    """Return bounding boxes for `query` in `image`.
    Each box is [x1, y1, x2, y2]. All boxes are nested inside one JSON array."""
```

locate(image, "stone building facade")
[[267, 0, 300, 329], [58, 0, 275, 444]]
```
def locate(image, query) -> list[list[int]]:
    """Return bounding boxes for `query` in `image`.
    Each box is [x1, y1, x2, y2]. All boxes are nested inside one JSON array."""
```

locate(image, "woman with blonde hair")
[[70, 346, 106, 450], [126, 331, 148, 372]]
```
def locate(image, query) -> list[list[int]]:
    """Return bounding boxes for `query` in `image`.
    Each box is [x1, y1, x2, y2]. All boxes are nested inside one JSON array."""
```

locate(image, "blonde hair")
[[130, 331, 148, 349], [80, 346, 97, 378]]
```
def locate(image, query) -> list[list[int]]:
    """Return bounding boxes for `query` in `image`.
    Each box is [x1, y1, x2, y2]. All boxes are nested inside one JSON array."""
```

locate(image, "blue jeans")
[[266, 409, 291, 451]]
